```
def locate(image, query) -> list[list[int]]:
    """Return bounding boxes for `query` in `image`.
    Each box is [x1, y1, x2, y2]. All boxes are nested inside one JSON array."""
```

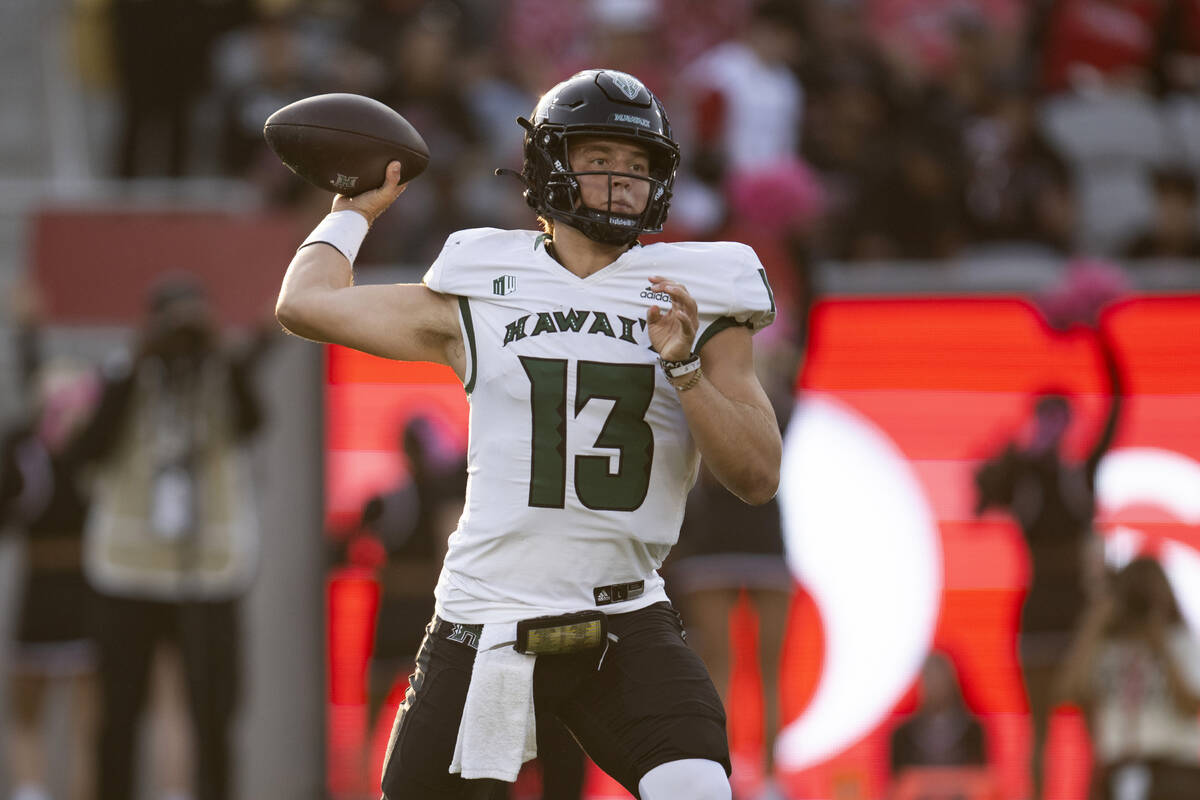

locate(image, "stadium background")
[[321, 287, 1200, 800], [0, 0, 1199, 799]]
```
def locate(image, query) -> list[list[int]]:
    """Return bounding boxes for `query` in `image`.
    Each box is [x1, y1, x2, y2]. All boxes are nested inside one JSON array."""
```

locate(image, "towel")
[[449, 621, 538, 782]]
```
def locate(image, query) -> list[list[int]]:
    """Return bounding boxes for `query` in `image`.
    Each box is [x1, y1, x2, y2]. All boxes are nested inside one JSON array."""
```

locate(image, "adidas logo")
[[596, 590, 610, 603], [639, 287, 671, 303]]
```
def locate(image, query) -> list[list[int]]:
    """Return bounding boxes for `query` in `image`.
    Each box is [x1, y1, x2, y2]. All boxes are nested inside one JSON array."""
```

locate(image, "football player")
[[276, 69, 781, 800]]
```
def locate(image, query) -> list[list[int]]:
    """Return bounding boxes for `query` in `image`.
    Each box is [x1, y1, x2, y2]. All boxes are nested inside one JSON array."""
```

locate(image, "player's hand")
[[646, 276, 698, 362], [332, 160, 407, 225]]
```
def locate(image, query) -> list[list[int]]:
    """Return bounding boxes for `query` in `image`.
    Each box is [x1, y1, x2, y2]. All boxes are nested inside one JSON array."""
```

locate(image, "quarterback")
[[276, 69, 781, 800]]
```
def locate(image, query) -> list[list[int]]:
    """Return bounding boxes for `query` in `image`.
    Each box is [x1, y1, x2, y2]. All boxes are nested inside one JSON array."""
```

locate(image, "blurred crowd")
[[2, 279, 273, 800], [75, 0, 1200, 270]]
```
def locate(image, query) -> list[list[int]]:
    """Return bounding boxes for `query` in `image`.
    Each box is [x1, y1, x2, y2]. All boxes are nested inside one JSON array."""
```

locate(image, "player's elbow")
[[722, 434, 781, 505], [742, 476, 779, 506], [735, 464, 780, 506], [275, 292, 326, 343], [274, 293, 303, 335]]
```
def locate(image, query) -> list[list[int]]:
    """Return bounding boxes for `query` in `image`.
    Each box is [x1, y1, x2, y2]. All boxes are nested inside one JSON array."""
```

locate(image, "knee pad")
[[637, 758, 731, 800]]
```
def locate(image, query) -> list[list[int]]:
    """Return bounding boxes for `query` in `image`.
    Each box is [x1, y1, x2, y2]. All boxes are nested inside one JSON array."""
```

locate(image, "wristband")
[[299, 210, 369, 266], [659, 353, 700, 380]]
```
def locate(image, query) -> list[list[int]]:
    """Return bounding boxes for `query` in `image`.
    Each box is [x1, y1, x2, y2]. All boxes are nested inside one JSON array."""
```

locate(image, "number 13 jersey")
[[423, 228, 775, 623]]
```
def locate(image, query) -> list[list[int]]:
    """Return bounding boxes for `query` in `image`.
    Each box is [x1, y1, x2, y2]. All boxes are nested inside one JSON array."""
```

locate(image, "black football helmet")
[[507, 69, 680, 246]]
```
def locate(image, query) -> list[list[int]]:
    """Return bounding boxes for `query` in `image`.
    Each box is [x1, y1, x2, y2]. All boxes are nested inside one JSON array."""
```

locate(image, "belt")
[[432, 611, 610, 656], [431, 617, 484, 650]]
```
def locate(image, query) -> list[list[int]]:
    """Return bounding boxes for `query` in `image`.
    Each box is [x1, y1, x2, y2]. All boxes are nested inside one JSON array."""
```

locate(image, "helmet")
[[513, 69, 680, 246]]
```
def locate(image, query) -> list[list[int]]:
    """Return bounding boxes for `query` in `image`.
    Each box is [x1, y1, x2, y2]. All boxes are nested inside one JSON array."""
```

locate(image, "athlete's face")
[[567, 137, 651, 216]]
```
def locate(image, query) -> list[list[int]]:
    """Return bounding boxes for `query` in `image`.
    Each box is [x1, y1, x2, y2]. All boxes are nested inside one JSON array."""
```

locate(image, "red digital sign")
[[325, 294, 1200, 800]]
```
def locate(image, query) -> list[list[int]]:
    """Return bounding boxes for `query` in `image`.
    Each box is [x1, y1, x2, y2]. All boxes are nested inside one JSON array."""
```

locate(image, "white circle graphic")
[[775, 394, 943, 770]]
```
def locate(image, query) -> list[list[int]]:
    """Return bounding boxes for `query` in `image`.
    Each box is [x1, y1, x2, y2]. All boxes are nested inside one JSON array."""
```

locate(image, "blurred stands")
[[4, 0, 1200, 286], [0, 5, 324, 800], [0, 0, 59, 417]]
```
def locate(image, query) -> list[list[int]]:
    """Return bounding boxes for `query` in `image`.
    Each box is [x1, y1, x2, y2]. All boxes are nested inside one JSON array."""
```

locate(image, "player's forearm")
[[678, 380, 781, 505], [275, 244, 354, 343]]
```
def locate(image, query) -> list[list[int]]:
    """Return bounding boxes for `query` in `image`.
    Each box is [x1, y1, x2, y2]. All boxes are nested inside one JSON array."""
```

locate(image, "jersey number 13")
[[520, 357, 655, 512]]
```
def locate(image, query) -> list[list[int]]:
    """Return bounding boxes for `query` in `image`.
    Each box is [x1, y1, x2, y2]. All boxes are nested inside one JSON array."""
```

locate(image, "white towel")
[[449, 621, 538, 782]]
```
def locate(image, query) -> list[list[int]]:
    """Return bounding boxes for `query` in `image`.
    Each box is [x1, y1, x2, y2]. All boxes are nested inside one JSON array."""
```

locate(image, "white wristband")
[[300, 210, 370, 266], [659, 354, 701, 380]]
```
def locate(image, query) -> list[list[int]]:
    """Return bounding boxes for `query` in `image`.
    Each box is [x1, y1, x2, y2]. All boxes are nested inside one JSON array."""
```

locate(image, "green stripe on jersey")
[[696, 315, 747, 353], [458, 296, 478, 393], [757, 268, 776, 313]]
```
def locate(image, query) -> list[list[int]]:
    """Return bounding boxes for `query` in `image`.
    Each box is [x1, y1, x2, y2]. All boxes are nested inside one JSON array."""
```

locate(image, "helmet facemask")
[[530, 127, 676, 246]]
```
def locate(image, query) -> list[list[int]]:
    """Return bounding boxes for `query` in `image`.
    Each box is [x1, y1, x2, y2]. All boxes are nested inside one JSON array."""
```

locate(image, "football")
[[263, 93, 429, 196]]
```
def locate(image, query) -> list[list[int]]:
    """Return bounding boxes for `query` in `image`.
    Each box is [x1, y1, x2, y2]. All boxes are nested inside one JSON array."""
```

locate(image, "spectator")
[[1121, 169, 1200, 259], [799, 1, 896, 258], [1159, 0, 1200, 178], [356, 0, 485, 264], [961, 73, 1077, 255], [678, 0, 806, 182], [456, 50, 538, 231], [1032, 0, 1169, 95], [655, 0, 754, 73], [668, 239, 808, 800], [70, 276, 271, 800], [974, 263, 1127, 800], [1058, 557, 1200, 800], [890, 652, 988, 775], [571, 0, 667, 91], [109, 0, 249, 176], [1159, 0, 1200, 94], [668, 0, 808, 240], [841, 122, 968, 260], [869, 0, 1025, 100], [208, 4, 382, 204], [360, 416, 465, 731], [1, 295, 99, 800], [669, 459, 794, 800]]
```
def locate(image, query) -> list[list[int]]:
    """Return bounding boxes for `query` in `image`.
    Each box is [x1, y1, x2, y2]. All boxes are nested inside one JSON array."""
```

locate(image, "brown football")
[[263, 93, 429, 196]]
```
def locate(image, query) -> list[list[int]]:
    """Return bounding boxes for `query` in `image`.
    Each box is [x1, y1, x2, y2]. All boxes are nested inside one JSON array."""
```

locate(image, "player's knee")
[[637, 758, 731, 800]]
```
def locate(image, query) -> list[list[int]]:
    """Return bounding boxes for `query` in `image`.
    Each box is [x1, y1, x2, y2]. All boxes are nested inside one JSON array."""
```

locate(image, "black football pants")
[[380, 601, 729, 800]]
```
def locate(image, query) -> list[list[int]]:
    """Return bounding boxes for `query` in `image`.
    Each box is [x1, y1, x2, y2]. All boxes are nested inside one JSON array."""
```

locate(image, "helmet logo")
[[611, 113, 651, 128], [609, 72, 643, 100]]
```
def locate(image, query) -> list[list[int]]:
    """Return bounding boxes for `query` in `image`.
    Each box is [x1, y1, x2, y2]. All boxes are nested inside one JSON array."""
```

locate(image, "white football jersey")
[[423, 228, 775, 623]]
